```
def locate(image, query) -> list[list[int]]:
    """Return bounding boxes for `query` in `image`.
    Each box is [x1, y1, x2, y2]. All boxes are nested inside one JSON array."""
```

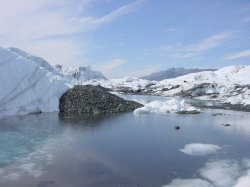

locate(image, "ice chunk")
[[200, 159, 241, 187], [134, 99, 199, 114]]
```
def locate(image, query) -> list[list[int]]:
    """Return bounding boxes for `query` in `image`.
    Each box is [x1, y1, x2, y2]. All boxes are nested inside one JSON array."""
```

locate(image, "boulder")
[[59, 85, 143, 114]]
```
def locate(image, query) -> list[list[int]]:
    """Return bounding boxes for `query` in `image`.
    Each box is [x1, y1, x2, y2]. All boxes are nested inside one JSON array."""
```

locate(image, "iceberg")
[[133, 99, 199, 114]]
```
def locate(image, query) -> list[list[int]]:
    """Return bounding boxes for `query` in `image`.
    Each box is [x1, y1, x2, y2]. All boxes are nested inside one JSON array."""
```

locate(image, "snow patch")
[[180, 143, 221, 156]]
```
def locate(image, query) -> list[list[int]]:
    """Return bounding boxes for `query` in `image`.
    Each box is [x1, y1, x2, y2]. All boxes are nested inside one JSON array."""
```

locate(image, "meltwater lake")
[[0, 95, 250, 187]]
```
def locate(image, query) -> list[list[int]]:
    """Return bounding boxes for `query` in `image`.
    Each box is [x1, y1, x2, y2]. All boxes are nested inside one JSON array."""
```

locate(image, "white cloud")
[[22, 39, 87, 66], [158, 45, 173, 51], [180, 143, 221, 156], [234, 170, 250, 187], [99, 59, 127, 75], [0, 0, 144, 66], [94, 0, 145, 25], [226, 49, 250, 60], [172, 31, 233, 58]]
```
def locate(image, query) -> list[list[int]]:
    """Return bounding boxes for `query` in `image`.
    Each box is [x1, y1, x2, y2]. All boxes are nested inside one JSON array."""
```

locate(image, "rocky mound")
[[59, 85, 143, 114]]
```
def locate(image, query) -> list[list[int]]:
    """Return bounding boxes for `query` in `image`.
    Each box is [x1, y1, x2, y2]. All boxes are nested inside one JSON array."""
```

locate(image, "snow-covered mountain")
[[140, 67, 216, 81], [0, 47, 72, 117], [154, 65, 250, 105], [90, 65, 250, 108], [55, 65, 107, 83], [8, 47, 107, 83]]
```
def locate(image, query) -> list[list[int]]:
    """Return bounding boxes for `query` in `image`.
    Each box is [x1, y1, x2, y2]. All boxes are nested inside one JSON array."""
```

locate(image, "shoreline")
[[115, 91, 250, 112]]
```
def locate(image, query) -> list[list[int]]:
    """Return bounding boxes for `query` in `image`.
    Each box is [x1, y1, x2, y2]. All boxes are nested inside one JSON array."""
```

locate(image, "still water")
[[0, 95, 250, 187]]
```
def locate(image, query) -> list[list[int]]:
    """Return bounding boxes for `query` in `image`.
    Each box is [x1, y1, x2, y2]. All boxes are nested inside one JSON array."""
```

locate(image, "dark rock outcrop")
[[59, 85, 143, 114]]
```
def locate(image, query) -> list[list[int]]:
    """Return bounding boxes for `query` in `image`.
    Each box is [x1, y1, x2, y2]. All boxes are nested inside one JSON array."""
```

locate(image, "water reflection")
[[0, 113, 71, 181], [59, 112, 122, 126], [0, 95, 249, 186]]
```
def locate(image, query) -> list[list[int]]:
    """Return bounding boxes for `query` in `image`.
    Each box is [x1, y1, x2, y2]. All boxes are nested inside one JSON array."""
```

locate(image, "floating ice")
[[134, 99, 199, 114], [163, 158, 250, 187], [200, 159, 241, 187]]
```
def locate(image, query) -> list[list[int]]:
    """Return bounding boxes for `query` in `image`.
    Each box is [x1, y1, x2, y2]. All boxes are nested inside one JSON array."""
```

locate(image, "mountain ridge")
[[141, 67, 216, 81], [54, 64, 107, 83]]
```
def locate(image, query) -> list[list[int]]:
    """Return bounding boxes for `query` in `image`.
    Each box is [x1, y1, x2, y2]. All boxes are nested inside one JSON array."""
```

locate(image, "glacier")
[[0, 47, 72, 117], [8, 47, 59, 74]]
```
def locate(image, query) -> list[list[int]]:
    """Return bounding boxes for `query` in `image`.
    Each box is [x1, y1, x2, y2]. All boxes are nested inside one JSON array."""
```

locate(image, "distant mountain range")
[[140, 68, 217, 81]]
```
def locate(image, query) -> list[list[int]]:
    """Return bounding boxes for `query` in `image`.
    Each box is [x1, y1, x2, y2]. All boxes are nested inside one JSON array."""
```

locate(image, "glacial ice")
[[0, 47, 72, 117]]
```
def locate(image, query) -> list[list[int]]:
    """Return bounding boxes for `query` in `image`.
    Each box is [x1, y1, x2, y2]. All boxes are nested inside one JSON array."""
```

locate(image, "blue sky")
[[1, 0, 250, 78]]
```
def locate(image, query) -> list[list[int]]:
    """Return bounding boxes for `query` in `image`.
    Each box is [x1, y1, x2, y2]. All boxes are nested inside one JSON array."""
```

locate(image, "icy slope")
[[8, 47, 57, 73], [0, 47, 72, 117], [55, 65, 107, 83]]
